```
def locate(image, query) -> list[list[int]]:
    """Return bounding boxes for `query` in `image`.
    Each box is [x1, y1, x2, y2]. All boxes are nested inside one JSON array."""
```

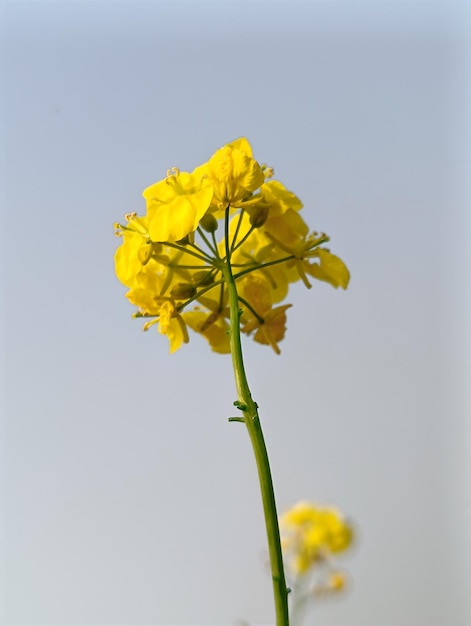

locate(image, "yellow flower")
[[260, 179, 303, 215], [263, 207, 309, 251], [238, 275, 292, 354], [126, 281, 162, 314], [143, 167, 213, 242], [157, 300, 189, 354], [182, 309, 231, 354], [207, 137, 264, 205], [114, 214, 151, 288], [114, 138, 350, 353], [245, 305, 292, 355], [280, 501, 353, 575]]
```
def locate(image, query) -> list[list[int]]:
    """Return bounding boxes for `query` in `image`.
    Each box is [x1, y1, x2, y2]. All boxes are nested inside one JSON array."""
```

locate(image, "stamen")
[[296, 261, 312, 289], [166, 167, 180, 178], [142, 318, 159, 332]]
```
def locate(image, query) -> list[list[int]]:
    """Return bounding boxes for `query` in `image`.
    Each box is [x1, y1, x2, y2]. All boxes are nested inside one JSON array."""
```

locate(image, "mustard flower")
[[113, 140, 354, 626], [114, 137, 350, 353], [114, 213, 151, 287], [280, 501, 353, 575]]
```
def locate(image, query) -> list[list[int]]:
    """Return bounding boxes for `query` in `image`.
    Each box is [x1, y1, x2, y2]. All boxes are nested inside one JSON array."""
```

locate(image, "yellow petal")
[[182, 310, 231, 354], [263, 209, 309, 253], [144, 171, 213, 242], [261, 180, 303, 214], [307, 249, 350, 289], [228, 136, 254, 157], [207, 142, 264, 204], [249, 305, 292, 354]]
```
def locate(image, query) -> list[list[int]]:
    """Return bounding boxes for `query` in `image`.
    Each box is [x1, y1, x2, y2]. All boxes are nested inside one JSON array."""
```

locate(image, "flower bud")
[[192, 271, 215, 287], [199, 212, 218, 233], [249, 205, 269, 228], [170, 283, 197, 300], [262, 164, 275, 179]]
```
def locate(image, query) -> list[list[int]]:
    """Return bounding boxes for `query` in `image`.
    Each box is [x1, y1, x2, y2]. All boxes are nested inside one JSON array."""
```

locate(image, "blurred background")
[[3, 1, 469, 624]]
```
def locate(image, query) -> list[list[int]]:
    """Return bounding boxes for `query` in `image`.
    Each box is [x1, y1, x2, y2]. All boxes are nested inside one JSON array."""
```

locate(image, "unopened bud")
[[192, 271, 215, 287], [249, 205, 269, 228], [199, 212, 218, 233], [262, 165, 275, 179], [151, 242, 163, 255], [170, 283, 197, 300]]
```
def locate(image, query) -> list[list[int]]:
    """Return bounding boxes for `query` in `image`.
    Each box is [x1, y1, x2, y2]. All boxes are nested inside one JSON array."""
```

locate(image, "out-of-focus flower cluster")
[[114, 138, 349, 353], [280, 501, 353, 595]]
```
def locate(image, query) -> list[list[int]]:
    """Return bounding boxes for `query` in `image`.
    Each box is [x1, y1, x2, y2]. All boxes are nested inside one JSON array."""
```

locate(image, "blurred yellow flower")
[[327, 571, 347, 591], [280, 501, 353, 575]]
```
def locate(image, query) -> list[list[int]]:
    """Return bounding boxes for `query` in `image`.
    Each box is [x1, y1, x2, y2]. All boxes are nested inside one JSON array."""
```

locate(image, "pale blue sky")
[[3, 1, 470, 625]]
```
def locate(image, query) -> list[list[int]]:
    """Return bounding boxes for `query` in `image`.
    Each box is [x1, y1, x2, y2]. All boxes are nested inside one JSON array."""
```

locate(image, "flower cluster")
[[114, 138, 349, 353], [280, 501, 353, 595]]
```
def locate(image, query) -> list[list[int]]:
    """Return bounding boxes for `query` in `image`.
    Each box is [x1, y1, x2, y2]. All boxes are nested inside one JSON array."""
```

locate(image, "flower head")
[[280, 501, 353, 575], [114, 138, 350, 353]]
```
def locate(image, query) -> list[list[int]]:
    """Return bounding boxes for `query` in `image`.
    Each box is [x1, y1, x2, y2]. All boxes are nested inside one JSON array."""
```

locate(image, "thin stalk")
[[233, 254, 296, 280], [177, 276, 224, 311], [223, 207, 289, 626], [230, 208, 245, 252], [163, 241, 213, 264], [237, 295, 264, 324], [197, 226, 219, 257], [211, 230, 220, 257], [232, 221, 257, 253], [231, 235, 331, 280]]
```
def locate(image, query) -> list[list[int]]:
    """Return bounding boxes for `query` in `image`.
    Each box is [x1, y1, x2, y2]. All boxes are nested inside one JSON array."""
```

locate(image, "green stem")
[[163, 241, 213, 264], [230, 207, 245, 252], [237, 295, 265, 324], [223, 208, 289, 626]]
